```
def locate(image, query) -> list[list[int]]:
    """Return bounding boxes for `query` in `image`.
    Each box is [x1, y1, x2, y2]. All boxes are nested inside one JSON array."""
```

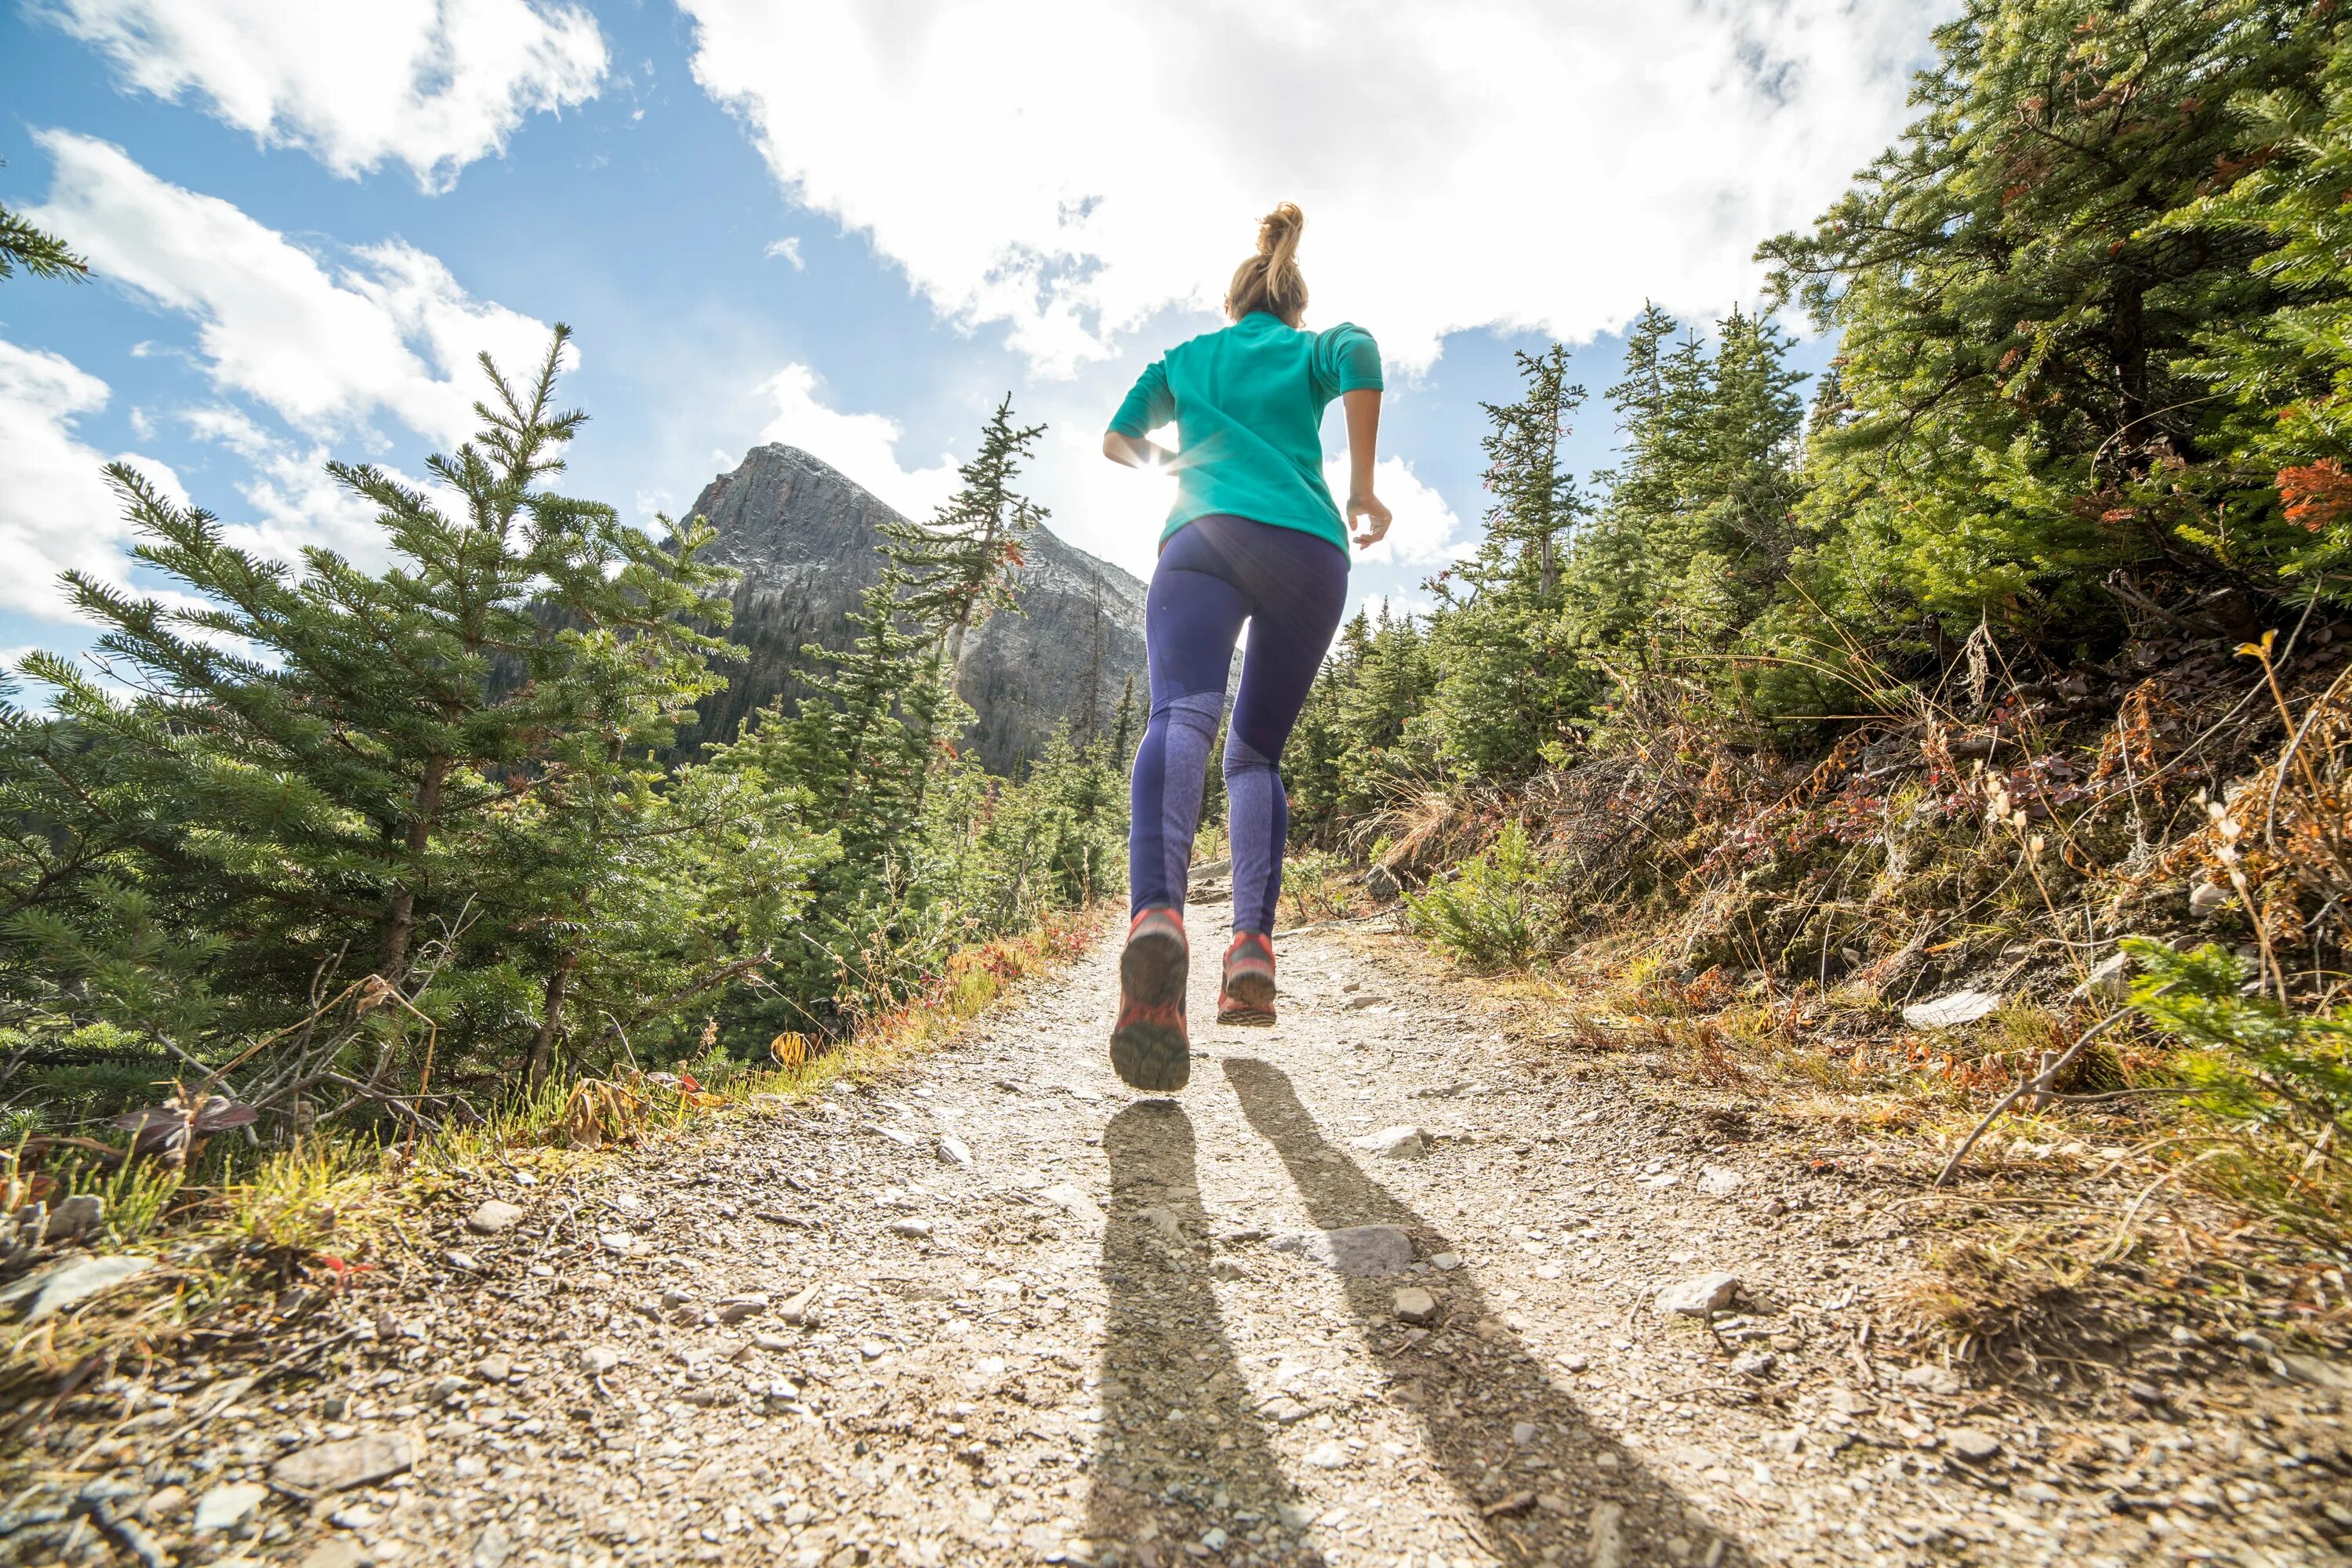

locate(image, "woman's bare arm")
[[1102, 430, 1177, 470], [1342, 388, 1391, 549]]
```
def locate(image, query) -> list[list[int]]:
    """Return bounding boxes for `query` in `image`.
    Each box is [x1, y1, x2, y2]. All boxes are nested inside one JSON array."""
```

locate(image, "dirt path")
[[35, 906, 2350, 1568]]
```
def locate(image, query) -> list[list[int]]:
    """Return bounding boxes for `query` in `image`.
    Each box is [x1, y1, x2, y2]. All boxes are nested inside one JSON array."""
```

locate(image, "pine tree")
[[1109, 673, 1139, 767], [1477, 345, 1584, 601], [1570, 304, 1691, 660], [1422, 343, 1595, 779], [1285, 616, 1364, 837], [877, 395, 1049, 673], [5, 329, 758, 1087], [1, 162, 85, 281], [1759, 0, 2335, 652], [729, 570, 932, 860], [2180, 20, 2352, 584]]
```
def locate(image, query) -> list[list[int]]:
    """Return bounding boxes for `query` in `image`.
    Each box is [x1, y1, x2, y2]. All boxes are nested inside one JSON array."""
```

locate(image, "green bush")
[[2122, 937, 2352, 1148], [1404, 820, 1548, 969]]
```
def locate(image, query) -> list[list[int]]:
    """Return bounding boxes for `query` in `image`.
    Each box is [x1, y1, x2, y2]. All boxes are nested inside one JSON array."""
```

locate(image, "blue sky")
[[0, 0, 1950, 670]]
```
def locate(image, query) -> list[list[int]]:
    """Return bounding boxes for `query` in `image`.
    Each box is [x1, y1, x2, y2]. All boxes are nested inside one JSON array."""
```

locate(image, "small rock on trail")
[[1654, 1271, 1740, 1316], [267, 1432, 416, 1494], [192, 1483, 268, 1532], [1268, 1222, 1415, 1276], [1945, 1427, 2003, 1463], [464, 1199, 524, 1234], [1348, 1123, 1427, 1158]]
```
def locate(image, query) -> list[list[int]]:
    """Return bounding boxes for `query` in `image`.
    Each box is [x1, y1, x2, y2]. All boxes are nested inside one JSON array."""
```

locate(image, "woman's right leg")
[[1214, 524, 1348, 1022], [1115, 541, 1250, 1091]]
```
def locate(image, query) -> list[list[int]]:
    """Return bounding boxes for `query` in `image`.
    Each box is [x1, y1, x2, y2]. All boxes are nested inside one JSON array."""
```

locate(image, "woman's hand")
[[1348, 490, 1392, 550]]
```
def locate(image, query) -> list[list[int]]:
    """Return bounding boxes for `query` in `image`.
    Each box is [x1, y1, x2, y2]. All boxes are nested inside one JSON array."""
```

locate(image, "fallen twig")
[[1933, 995, 2166, 1188], [2096, 1150, 2230, 1264]]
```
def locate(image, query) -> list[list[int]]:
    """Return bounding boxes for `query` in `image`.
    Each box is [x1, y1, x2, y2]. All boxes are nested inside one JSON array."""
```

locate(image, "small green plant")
[[96, 1158, 183, 1247], [230, 1139, 378, 1260], [2123, 938, 2352, 1146], [1404, 819, 1548, 969]]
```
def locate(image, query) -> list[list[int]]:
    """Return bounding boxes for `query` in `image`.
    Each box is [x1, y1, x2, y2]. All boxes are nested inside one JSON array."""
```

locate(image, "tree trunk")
[[375, 753, 449, 985], [527, 954, 574, 1093], [2112, 282, 2148, 463]]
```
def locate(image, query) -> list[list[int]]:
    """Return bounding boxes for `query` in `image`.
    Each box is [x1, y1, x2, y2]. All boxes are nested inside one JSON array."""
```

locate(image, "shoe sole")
[[1112, 926, 1191, 1092], [1218, 967, 1276, 1027]]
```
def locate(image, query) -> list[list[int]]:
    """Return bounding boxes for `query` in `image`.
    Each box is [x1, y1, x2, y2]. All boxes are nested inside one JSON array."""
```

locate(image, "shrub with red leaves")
[[2278, 460, 2352, 533]]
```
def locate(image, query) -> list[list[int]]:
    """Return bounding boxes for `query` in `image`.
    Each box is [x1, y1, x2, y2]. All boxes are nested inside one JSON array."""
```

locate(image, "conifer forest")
[[2, 0, 2352, 1485]]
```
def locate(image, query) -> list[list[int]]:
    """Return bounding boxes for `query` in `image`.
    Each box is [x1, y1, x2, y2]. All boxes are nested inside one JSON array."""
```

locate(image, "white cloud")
[[180, 405, 394, 568], [27, 131, 555, 448], [681, 0, 1950, 376], [752, 364, 961, 523], [764, 236, 804, 270], [10, 137, 560, 612], [37, 0, 607, 190], [0, 338, 181, 622]]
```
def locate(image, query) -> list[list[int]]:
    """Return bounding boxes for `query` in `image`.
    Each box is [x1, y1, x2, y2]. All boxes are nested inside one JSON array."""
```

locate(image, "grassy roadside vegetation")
[[0, 293, 1135, 1432], [1, 907, 1101, 1434], [1276, 629, 2352, 1376], [1272, 0, 2352, 1376]]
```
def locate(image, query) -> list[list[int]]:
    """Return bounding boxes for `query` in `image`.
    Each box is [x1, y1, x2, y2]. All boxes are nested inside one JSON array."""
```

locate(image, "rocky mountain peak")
[[677, 444, 1149, 772]]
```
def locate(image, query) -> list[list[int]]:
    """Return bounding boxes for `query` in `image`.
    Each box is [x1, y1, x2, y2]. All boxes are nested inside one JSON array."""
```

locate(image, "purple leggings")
[[1129, 514, 1348, 933]]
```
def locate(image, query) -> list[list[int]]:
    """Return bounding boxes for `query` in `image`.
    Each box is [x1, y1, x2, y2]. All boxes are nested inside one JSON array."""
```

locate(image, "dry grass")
[[1276, 850, 1374, 927], [1461, 896, 2352, 1367]]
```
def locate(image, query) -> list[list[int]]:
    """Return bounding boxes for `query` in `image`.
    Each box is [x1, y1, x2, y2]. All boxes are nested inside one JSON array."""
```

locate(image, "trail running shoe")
[[1218, 930, 1277, 1025], [1112, 906, 1190, 1091]]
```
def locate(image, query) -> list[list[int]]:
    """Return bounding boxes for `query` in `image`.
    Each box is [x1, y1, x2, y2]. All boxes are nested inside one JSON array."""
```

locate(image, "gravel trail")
[[93, 905, 2348, 1568]]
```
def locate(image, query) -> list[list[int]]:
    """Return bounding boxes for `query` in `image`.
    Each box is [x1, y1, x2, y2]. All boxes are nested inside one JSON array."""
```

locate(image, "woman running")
[[1100, 201, 1390, 1091]]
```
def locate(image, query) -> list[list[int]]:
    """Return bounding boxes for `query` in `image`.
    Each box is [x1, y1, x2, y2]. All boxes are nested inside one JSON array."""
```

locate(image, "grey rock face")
[[677, 445, 1149, 773]]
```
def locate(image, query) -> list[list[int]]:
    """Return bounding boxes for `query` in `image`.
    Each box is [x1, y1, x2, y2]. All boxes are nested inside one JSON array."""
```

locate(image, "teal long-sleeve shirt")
[[1107, 310, 1383, 559]]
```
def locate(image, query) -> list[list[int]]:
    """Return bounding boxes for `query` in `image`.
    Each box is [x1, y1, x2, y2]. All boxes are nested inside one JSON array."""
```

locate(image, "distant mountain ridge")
[[674, 444, 1149, 773]]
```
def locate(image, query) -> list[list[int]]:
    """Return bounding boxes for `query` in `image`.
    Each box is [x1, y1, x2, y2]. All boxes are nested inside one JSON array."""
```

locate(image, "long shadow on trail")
[[1084, 1099, 1328, 1567], [1223, 1057, 1752, 1567]]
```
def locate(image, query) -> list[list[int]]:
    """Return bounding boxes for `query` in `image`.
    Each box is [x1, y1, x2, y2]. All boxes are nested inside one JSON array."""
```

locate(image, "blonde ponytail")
[[1225, 201, 1308, 326]]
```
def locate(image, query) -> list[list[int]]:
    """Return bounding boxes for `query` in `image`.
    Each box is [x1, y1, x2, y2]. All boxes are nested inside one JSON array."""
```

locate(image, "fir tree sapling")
[[5, 330, 802, 1100]]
